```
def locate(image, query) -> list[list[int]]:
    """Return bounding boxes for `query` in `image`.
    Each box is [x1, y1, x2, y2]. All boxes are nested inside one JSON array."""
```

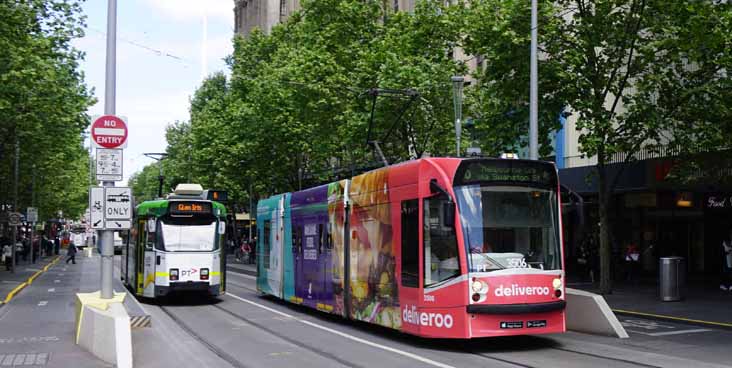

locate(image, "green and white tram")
[[121, 184, 227, 298]]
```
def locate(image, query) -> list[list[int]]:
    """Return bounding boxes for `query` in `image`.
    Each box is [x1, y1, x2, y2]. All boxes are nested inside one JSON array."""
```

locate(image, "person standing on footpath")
[[721, 236, 732, 291], [2, 242, 12, 271], [65, 241, 77, 264]]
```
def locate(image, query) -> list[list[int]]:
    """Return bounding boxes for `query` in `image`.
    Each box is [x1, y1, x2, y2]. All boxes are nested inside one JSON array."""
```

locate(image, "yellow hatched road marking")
[[613, 309, 732, 328]]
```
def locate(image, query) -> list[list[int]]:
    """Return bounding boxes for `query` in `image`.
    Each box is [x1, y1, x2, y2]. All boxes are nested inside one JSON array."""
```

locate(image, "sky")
[[73, 0, 235, 183]]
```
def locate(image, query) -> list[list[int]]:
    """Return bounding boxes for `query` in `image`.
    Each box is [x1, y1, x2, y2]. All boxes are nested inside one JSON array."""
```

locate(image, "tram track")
[[159, 305, 250, 368], [211, 303, 368, 368], [466, 348, 664, 368], [225, 272, 667, 368]]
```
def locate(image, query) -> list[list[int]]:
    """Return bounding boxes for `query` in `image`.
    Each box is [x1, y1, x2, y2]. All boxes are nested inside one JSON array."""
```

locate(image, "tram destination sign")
[[169, 201, 212, 216], [455, 159, 556, 187]]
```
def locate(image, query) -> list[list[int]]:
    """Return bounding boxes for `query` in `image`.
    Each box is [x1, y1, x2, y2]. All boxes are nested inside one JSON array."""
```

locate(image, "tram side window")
[[145, 220, 156, 250], [424, 195, 459, 287], [263, 221, 271, 270], [292, 225, 302, 255], [401, 199, 419, 288]]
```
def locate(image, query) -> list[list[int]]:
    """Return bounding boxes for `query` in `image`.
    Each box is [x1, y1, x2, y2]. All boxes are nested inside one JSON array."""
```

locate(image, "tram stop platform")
[[0, 249, 150, 367], [569, 280, 732, 330]]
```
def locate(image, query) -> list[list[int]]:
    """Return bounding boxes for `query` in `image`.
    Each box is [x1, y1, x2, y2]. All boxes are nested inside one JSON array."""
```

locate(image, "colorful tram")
[[121, 184, 227, 298], [256, 158, 566, 338]]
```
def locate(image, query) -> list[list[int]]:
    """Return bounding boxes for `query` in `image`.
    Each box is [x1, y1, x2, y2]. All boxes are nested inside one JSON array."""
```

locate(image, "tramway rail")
[[226, 270, 667, 368]]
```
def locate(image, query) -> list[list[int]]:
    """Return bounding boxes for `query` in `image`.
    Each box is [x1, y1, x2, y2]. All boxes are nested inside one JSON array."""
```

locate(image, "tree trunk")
[[597, 155, 613, 294]]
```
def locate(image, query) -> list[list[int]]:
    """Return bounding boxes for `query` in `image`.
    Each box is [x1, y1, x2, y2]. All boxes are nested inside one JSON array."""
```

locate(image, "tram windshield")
[[159, 218, 218, 252], [455, 185, 561, 272]]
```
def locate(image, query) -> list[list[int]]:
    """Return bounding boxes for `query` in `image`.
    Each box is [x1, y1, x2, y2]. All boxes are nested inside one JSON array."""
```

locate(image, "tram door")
[[260, 196, 285, 298], [142, 218, 157, 297], [294, 219, 330, 308]]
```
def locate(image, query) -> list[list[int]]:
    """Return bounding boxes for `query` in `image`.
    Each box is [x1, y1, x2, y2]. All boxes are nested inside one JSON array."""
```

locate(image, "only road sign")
[[92, 115, 128, 149], [105, 187, 132, 220]]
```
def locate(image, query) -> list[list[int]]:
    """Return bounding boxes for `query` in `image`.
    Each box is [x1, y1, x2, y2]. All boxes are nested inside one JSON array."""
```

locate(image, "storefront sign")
[[705, 195, 732, 209]]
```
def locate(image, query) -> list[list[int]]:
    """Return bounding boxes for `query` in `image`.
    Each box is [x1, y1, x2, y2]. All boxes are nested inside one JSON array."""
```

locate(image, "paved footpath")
[[0, 255, 59, 305], [0, 253, 111, 367]]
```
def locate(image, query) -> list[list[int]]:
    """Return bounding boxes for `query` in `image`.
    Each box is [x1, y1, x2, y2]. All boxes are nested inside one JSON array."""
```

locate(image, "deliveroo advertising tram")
[[121, 184, 227, 298], [257, 158, 565, 339]]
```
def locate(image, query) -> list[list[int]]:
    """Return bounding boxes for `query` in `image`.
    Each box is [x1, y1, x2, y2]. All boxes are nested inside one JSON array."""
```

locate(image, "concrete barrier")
[[566, 288, 628, 338], [75, 291, 132, 368]]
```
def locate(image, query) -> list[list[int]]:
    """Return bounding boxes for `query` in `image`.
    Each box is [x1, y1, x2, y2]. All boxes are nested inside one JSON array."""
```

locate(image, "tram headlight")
[[471, 279, 487, 293], [200, 268, 209, 280], [471, 280, 483, 293], [552, 278, 562, 290], [169, 268, 179, 281]]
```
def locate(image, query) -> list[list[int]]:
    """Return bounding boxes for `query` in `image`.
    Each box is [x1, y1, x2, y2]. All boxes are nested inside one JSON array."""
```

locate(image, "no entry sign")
[[92, 115, 128, 148]]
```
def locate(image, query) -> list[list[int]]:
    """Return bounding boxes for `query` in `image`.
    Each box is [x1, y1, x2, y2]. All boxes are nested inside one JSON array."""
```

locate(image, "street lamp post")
[[529, 0, 539, 160], [452, 76, 465, 157], [144, 153, 168, 199]]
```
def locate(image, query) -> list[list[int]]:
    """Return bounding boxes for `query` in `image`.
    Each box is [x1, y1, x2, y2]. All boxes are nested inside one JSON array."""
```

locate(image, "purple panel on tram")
[[290, 185, 333, 310]]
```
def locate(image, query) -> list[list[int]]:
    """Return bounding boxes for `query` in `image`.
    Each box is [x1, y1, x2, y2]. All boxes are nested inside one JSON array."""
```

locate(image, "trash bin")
[[659, 257, 685, 301]]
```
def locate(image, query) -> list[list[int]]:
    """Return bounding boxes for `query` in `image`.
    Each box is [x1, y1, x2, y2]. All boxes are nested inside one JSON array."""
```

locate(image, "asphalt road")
[[132, 268, 732, 368]]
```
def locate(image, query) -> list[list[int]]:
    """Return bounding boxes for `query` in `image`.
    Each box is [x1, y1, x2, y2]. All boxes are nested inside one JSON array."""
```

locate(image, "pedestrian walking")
[[65, 242, 77, 264], [2, 243, 11, 271], [624, 242, 641, 284], [720, 238, 732, 291]]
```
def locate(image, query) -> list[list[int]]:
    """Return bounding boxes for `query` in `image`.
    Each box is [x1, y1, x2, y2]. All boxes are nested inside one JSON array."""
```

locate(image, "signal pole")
[[100, 0, 117, 299]]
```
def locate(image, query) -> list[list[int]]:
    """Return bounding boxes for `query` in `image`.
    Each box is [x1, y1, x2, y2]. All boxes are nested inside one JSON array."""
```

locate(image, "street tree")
[[464, 0, 732, 294]]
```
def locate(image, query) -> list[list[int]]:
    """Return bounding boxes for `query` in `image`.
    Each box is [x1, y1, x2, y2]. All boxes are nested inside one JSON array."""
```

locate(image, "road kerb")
[[2, 256, 62, 304], [3, 282, 28, 304]]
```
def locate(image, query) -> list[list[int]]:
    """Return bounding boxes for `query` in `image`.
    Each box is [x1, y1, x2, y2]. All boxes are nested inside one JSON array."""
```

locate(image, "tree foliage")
[[0, 0, 95, 223], [464, 0, 732, 293], [136, 0, 467, 213]]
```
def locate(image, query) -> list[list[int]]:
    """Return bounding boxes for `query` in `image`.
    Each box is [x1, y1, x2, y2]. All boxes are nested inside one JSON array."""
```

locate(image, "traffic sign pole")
[[101, 0, 117, 300]]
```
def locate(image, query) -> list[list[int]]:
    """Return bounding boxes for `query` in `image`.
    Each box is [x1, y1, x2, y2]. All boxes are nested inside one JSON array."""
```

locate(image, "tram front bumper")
[[155, 282, 220, 296]]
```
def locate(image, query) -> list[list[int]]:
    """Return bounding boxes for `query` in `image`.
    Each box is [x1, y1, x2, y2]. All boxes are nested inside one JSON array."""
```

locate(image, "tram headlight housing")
[[200, 268, 209, 280], [169, 268, 179, 281]]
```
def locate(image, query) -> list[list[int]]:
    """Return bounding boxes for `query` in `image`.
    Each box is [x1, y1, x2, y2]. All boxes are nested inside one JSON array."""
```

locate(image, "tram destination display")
[[169, 201, 213, 216], [454, 159, 556, 187]]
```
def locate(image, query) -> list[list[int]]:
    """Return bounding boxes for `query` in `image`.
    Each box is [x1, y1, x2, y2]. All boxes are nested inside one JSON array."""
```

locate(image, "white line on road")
[[647, 328, 713, 337], [37, 301, 47, 306], [227, 271, 256, 280], [47, 288, 55, 292], [226, 292, 456, 368], [53, 280, 60, 283]]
